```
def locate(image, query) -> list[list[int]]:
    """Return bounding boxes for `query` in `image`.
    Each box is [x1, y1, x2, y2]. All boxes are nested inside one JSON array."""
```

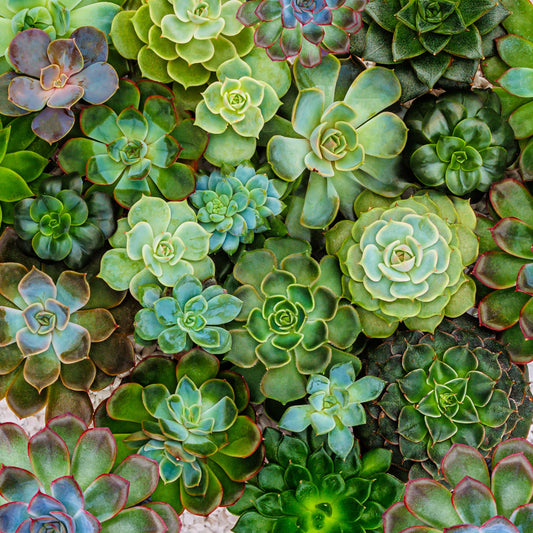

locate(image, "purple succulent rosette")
[[237, 0, 367, 67], [0, 26, 118, 144]]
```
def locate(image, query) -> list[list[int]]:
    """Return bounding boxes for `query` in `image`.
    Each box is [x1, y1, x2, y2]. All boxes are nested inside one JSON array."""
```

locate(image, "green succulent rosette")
[[358, 316, 533, 480], [95, 350, 264, 516], [327, 190, 479, 337], [229, 428, 404, 533], [267, 55, 409, 230], [406, 90, 516, 195], [351, 0, 510, 101], [99, 195, 214, 301], [225, 237, 361, 404]]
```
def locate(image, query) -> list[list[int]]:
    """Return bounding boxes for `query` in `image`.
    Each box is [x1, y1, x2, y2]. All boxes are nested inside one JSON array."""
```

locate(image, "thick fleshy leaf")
[[69, 62, 118, 104], [100, 506, 167, 533], [492, 454, 533, 516], [84, 473, 129, 521], [0, 466, 40, 502]]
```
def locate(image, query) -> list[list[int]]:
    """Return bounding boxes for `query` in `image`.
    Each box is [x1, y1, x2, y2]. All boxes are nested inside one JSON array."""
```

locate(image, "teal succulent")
[[280, 362, 384, 459], [189, 163, 284, 255]]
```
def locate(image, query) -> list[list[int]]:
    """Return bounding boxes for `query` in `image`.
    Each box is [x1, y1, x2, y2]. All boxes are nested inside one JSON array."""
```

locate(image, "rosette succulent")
[[95, 351, 264, 516], [0, 414, 180, 533], [267, 56, 409, 229], [327, 190, 479, 337], [237, 0, 366, 67], [0, 27, 118, 144], [473, 178, 533, 363], [109, 0, 254, 92], [99, 195, 214, 301], [229, 428, 404, 533], [358, 316, 533, 480], [383, 438, 533, 533], [405, 90, 516, 195], [13, 174, 115, 269], [279, 362, 384, 459], [351, 0, 510, 101], [189, 163, 284, 255], [58, 79, 199, 208], [135, 274, 242, 354], [226, 237, 361, 404]]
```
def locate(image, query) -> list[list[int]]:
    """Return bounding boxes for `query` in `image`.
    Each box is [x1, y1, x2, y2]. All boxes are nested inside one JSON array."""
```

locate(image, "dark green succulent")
[[229, 428, 404, 533]]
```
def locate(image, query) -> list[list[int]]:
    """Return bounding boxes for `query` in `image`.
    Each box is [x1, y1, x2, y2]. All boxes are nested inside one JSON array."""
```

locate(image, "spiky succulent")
[[13, 174, 115, 269], [327, 190, 479, 337], [351, 0, 510, 101], [0, 27, 118, 144], [99, 195, 214, 301], [225, 237, 361, 404], [237, 0, 367, 67], [189, 163, 284, 255], [383, 438, 533, 533], [405, 90, 516, 195], [0, 414, 180, 533], [229, 427, 404, 533], [357, 316, 533, 481], [95, 350, 264, 516], [279, 362, 385, 459]]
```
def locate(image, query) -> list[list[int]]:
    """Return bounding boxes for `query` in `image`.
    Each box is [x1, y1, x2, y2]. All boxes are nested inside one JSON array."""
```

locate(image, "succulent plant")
[[351, 0, 510, 101], [58, 79, 200, 208], [327, 190, 479, 337], [357, 316, 533, 481], [473, 178, 533, 363], [225, 237, 361, 404], [383, 438, 533, 533], [0, 414, 180, 532], [13, 174, 115, 269], [279, 362, 384, 459], [229, 427, 404, 533], [237, 0, 366, 67], [99, 195, 214, 301], [189, 163, 284, 255], [109, 0, 254, 92], [95, 350, 264, 516], [267, 56, 409, 229], [405, 90, 516, 195], [0, 27, 118, 144]]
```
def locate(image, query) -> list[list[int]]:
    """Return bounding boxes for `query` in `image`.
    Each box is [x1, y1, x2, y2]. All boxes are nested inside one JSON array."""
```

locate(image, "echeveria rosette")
[[406, 90, 516, 195], [473, 178, 533, 363], [99, 195, 214, 301], [327, 190, 479, 337], [237, 0, 367, 67], [279, 362, 385, 459], [351, 0, 510, 101], [225, 237, 361, 404], [0, 414, 181, 533], [357, 315, 532, 481], [135, 274, 242, 355], [189, 164, 284, 255], [13, 174, 115, 269], [95, 351, 264, 516], [229, 427, 404, 533], [383, 438, 533, 533], [57, 79, 198, 209], [0, 27, 118, 144], [267, 56, 409, 229]]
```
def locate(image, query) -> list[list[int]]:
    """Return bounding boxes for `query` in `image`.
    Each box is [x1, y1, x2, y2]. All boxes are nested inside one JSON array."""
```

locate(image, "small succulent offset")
[[384, 438, 533, 533], [0, 27, 118, 144], [237, 0, 367, 67], [99, 195, 214, 301], [327, 190, 478, 337], [0, 414, 180, 533], [279, 362, 385, 459], [189, 164, 284, 255], [96, 351, 264, 516], [14, 174, 115, 269], [358, 316, 533, 480], [230, 428, 404, 533], [405, 90, 516, 195]]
